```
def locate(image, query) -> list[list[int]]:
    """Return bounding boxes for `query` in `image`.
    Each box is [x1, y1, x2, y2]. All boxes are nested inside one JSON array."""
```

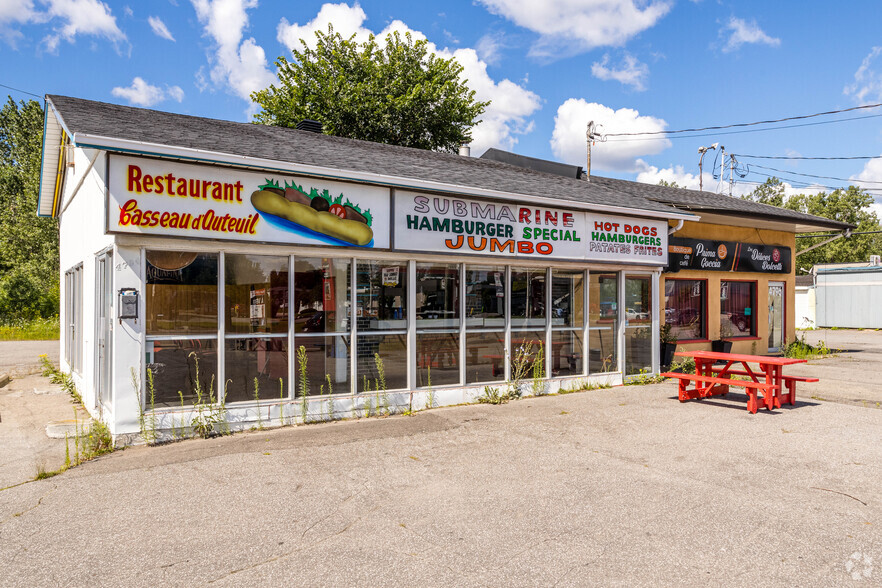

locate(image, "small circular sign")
[[717, 244, 728, 260]]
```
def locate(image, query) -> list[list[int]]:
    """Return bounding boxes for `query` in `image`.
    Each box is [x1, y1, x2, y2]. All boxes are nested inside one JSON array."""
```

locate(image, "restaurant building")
[[38, 95, 845, 440], [590, 178, 851, 356]]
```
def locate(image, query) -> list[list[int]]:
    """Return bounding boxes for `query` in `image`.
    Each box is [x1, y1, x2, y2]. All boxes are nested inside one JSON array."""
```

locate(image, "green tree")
[[743, 178, 882, 270], [251, 27, 489, 153], [0, 96, 59, 320]]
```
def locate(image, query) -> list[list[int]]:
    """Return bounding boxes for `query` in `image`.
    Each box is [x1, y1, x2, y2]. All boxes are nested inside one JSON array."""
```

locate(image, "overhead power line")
[[733, 153, 882, 161], [603, 113, 882, 142], [0, 83, 42, 99], [744, 163, 882, 185], [603, 101, 882, 137]]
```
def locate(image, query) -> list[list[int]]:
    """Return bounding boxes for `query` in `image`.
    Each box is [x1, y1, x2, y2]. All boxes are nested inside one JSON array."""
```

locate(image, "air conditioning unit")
[[871, 255, 881, 265]]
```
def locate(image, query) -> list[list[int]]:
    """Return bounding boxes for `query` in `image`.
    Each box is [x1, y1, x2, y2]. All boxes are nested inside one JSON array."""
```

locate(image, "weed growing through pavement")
[[508, 343, 532, 400], [40, 355, 82, 404], [478, 385, 508, 404], [297, 346, 309, 424], [325, 374, 335, 421], [531, 343, 546, 396], [559, 379, 612, 394], [254, 377, 263, 431], [783, 335, 836, 359], [626, 368, 665, 386], [375, 353, 389, 415], [279, 378, 287, 426], [425, 365, 435, 410]]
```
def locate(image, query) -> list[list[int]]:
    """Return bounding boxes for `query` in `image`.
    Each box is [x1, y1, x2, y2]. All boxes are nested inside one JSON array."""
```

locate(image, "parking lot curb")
[[0, 373, 10, 389]]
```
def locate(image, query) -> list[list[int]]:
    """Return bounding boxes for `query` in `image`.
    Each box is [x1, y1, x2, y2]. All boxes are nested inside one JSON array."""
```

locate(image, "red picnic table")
[[662, 350, 818, 414]]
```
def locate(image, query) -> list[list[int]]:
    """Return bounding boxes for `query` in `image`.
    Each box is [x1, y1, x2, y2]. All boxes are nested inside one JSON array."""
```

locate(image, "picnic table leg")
[[746, 390, 758, 414], [773, 366, 782, 409], [761, 365, 776, 411], [786, 379, 796, 405], [678, 377, 688, 402]]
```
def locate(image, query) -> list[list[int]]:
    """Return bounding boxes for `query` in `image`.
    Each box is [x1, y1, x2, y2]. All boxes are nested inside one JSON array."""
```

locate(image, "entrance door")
[[96, 252, 113, 411], [768, 282, 784, 353], [624, 275, 653, 376]]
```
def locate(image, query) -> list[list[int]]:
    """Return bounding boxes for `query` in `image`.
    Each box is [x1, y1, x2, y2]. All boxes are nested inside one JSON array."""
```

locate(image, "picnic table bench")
[[661, 350, 812, 414]]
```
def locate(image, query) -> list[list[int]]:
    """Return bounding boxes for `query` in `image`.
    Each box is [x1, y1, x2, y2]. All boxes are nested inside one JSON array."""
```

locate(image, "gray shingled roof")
[[46, 95, 685, 218], [589, 175, 852, 231]]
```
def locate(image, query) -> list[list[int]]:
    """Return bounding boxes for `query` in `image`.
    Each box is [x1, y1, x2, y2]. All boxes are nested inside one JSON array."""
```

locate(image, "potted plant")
[[711, 319, 734, 354], [660, 323, 678, 370]]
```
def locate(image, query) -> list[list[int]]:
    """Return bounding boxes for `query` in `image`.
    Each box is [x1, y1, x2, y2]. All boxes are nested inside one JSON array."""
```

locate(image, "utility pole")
[[729, 154, 735, 197], [586, 121, 595, 178], [697, 143, 717, 191], [718, 145, 725, 193]]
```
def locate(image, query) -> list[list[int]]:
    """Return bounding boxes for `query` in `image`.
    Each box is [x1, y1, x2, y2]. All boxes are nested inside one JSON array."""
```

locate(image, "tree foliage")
[[251, 27, 489, 153], [0, 97, 59, 320], [743, 177, 882, 270]]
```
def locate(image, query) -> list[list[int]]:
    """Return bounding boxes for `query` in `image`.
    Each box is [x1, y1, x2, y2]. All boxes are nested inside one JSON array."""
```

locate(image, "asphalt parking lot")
[[1, 376, 879, 587]]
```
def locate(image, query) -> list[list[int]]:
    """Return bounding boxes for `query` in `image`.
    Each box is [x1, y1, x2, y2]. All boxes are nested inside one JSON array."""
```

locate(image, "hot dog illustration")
[[251, 181, 373, 246]]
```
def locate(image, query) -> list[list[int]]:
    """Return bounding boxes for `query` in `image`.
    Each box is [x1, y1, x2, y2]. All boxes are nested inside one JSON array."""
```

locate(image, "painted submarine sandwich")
[[251, 181, 373, 246]]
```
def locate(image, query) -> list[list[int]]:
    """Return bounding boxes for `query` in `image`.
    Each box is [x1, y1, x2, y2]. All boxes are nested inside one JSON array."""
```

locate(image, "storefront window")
[[293, 257, 350, 333], [511, 268, 546, 328], [225, 254, 288, 334], [721, 281, 756, 337], [357, 334, 408, 391], [466, 331, 505, 384], [147, 339, 217, 407], [416, 263, 460, 387], [294, 335, 351, 396], [465, 265, 505, 327], [551, 270, 584, 328], [624, 275, 653, 376], [589, 273, 618, 373], [224, 338, 288, 403], [551, 330, 583, 377], [146, 251, 218, 335], [356, 261, 407, 331], [664, 279, 705, 341]]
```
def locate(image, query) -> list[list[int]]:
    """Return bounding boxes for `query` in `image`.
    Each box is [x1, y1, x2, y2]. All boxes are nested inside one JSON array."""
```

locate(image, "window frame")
[[720, 279, 758, 339], [663, 278, 708, 343]]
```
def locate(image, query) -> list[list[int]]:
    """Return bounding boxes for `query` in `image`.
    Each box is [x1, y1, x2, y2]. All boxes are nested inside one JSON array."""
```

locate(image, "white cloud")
[[43, 0, 127, 52], [192, 0, 276, 105], [591, 53, 648, 91], [0, 0, 38, 45], [111, 77, 184, 106], [475, 0, 671, 58], [844, 47, 882, 104], [851, 157, 882, 219], [720, 17, 780, 53], [550, 99, 669, 172], [148, 15, 175, 41], [475, 31, 505, 66], [276, 3, 541, 154], [634, 163, 714, 191]]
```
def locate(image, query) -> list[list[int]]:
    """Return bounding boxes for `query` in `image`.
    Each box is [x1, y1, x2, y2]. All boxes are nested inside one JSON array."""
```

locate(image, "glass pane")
[[146, 252, 217, 335], [224, 337, 288, 404], [356, 260, 407, 331], [465, 331, 505, 384], [465, 266, 506, 327], [416, 331, 460, 387], [664, 280, 705, 340], [768, 283, 784, 350], [357, 334, 408, 391], [510, 330, 546, 379], [552, 270, 584, 327], [589, 273, 618, 373], [625, 276, 653, 376], [551, 330, 583, 377], [511, 268, 546, 328], [416, 263, 460, 328], [294, 257, 350, 333], [146, 339, 217, 407], [720, 281, 755, 337], [225, 254, 289, 334], [624, 276, 651, 326], [293, 335, 350, 396]]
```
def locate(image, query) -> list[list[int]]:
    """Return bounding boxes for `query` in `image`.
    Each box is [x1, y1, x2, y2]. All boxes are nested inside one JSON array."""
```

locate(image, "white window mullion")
[[217, 251, 225, 404]]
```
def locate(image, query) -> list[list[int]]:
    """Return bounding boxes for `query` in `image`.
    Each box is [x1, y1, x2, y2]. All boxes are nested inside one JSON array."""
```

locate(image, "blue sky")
[[3, 0, 882, 213]]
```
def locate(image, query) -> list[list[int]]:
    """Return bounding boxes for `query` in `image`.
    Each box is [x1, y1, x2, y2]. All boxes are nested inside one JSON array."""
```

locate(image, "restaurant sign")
[[393, 190, 668, 264], [107, 155, 391, 248], [667, 237, 791, 273]]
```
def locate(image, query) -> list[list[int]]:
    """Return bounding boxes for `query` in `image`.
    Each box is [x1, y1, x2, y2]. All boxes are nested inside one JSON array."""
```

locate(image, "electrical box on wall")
[[118, 288, 139, 320]]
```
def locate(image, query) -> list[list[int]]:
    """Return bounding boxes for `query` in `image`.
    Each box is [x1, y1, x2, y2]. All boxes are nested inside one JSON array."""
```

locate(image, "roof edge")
[[72, 132, 699, 222]]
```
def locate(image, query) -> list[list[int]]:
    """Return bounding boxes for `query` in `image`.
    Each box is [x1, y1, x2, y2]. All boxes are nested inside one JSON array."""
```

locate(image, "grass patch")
[[0, 316, 59, 341], [783, 335, 837, 359]]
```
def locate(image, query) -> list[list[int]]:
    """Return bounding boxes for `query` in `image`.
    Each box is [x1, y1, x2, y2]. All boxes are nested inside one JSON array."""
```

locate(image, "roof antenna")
[[586, 121, 601, 180]]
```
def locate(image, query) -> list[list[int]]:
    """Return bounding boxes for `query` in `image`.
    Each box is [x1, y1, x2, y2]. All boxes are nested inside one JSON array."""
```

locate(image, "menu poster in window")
[[381, 266, 399, 287], [108, 155, 390, 249], [667, 238, 791, 273]]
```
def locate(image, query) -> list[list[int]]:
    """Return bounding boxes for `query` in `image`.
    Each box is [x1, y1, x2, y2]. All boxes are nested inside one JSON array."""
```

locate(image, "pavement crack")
[[0, 485, 56, 525], [809, 486, 868, 506]]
